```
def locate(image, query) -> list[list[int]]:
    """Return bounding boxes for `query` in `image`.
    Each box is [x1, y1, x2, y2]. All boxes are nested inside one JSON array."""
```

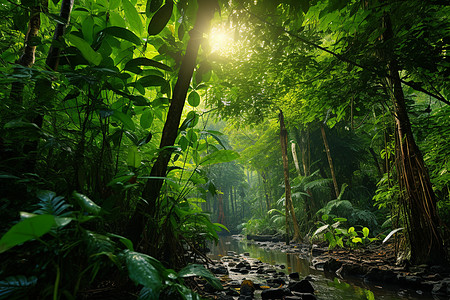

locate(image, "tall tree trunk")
[[320, 124, 340, 199], [291, 142, 302, 176], [125, 0, 217, 246], [261, 171, 271, 210], [382, 14, 445, 265], [9, 4, 43, 102], [46, 0, 74, 70], [279, 110, 302, 243]]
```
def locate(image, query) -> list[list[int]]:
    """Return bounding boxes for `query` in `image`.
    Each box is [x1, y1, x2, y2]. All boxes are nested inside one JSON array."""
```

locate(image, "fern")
[[33, 190, 71, 217], [0, 275, 37, 300]]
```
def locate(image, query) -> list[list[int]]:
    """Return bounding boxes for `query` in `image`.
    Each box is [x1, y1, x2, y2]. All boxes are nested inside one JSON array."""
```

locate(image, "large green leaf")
[[100, 26, 142, 45], [125, 251, 163, 291], [188, 91, 200, 107], [111, 110, 136, 131], [66, 34, 102, 66], [199, 150, 240, 166], [148, 0, 173, 35], [137, 75, 168, 88], [127, 146, 141, 168], [0, 215, 56, 253], [125, 57, 172, 73], [122, 0, 143, 35], [73, 192, 101, 215], [178, 264, 223, 290], [140, 109, 154, 129]]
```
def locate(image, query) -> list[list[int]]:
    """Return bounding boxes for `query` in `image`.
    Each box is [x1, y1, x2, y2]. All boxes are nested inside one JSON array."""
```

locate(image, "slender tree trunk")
[[291, 142, 302, 176], [9, 5, 43, 102], [125, 0, 216, 246], [261, 171, 271, 210], [46, 0, 74, 70], [381, 13, 445, 265], [320, 124, 340, 198], [279, 110, 302, 243]]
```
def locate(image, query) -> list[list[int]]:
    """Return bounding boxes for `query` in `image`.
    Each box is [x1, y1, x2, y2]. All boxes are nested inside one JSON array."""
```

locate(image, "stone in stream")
[[288, 279, 315, 294], [240, 280, 255, 299], [261, 287, 291, 299], [291, 292, 317, 300], [288, 272, 300, 280], [210, 265, 228, 275]]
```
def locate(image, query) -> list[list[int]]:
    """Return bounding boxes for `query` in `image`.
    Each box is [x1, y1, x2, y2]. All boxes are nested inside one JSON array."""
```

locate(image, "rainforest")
[[0, 0, 449, 299]]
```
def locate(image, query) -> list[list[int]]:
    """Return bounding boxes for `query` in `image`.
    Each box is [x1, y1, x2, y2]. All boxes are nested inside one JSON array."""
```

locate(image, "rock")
[[211, 265, 228, 275], [267, 278, 286, 286], [240, 280, 255, 297], [432, 279, 450, 296], [261, 288, 291, 299], [291, 292, 317, 300], [289, 272, 300, 280], [227, 251, 236, 256], [284, 296, 302, 300], [217, 294, 234, 300], [236, 261, 251, 269], [238, 296, 252, 300], [243, 252, 250, 256], [280, 265, 286, 269], [288, 279, 315, 294], [224, 288, 239, 296], [323, 258, 342, 273]]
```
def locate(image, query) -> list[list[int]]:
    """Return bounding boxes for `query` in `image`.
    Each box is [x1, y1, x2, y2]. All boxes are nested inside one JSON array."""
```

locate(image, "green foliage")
[[311, 215, 378, 249], [0, 275, 37, 300], [125, 251, 221, 300]]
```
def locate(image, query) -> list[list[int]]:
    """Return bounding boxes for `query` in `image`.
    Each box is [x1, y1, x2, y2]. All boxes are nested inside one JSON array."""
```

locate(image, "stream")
[[209, 236, 441, 300]]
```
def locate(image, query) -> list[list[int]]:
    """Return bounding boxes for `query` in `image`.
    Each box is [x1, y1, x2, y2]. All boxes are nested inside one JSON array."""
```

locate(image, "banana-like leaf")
[[0, 215, 55, 253], [125, 251, 163, 291], [199, 150, 240, 166], [73, 192, 101, 215]]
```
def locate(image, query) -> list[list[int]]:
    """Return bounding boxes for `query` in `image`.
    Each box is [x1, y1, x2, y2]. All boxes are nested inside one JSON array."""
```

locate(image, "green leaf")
[[146, 0, 163, 16], [148, 0, 173, 36], [362, 227, 369, 238], [66, 34, 102, 66], [140, 109, 154, 129], [200, 150, 240, 166], [188, 91, 200, 107], [125, 251, 163, 291], [111, 110, 136, 131], [124, 57, 172, 73], [0, 215, 56, 253], [352, 237, 362, 244], [122, 0, 143, 35], [106, 233, 134, 251], [137, 75, 168, 88], [178, 264, 223, 290], [73, 192, 101, 215], [100, 26, 142, 45], [127, 146, 141, 168]]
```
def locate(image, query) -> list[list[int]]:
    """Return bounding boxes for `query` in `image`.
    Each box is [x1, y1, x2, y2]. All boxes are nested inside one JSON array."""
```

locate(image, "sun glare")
[[209, 27, 235, 55]]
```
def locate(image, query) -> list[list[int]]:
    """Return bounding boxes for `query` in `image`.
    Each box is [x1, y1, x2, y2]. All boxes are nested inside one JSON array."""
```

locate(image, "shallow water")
[[209, 236, 443, 300]]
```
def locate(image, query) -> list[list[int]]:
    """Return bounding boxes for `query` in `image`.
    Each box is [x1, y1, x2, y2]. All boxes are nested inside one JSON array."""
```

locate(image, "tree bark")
[[291, 142, 302, 176], [320, 124, 340, 199], [279, 110, 302, 243], [126, 0, 216, 246], [382, 13, 446, 264], [46, 0, 74, 70]]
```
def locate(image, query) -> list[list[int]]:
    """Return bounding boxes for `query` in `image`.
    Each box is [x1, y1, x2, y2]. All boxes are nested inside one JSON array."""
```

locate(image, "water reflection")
[[209, 236, 442, 300]]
